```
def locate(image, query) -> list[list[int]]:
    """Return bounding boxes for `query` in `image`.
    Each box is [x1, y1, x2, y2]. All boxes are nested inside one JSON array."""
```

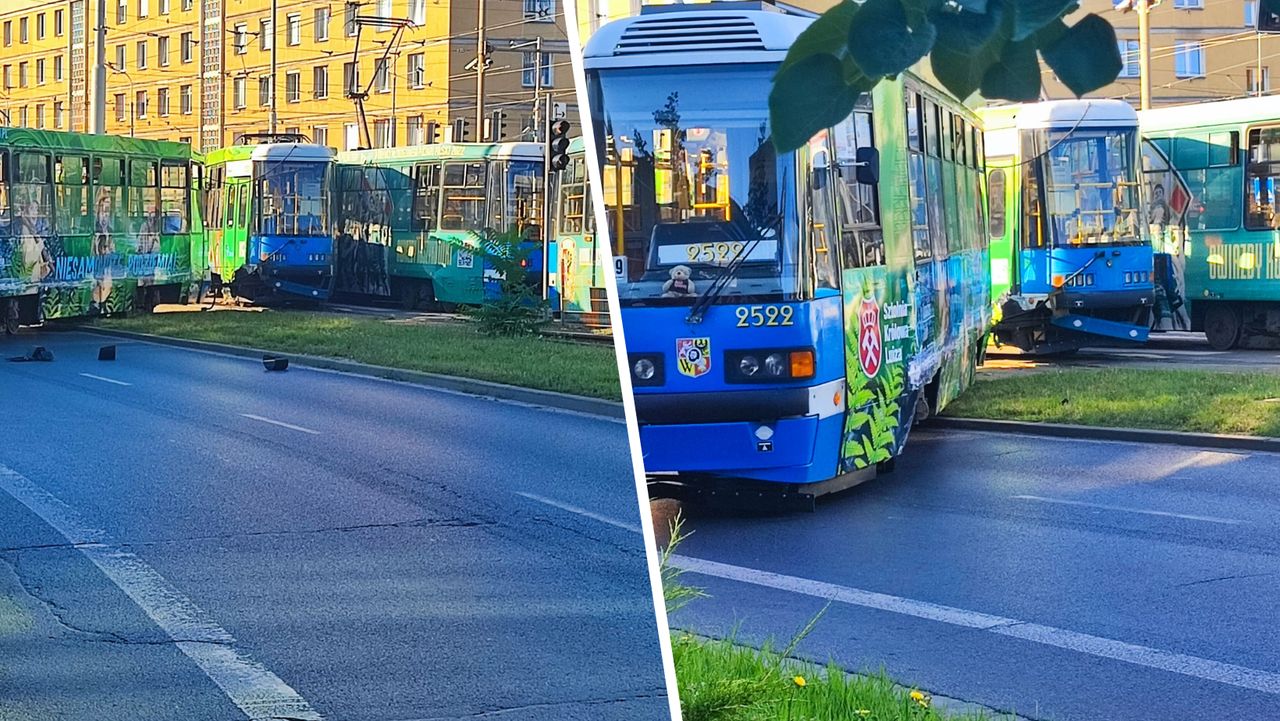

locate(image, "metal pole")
[[1138, 0, 1151, 110], [91, 0, 107, 133], [391, 52, 397, 146], [533, 37, 542, 141], [475, 0, 486, 138], [542, 92, 552, 301], [270, 0, 278, 134], [1258, 32, 1265, 97]]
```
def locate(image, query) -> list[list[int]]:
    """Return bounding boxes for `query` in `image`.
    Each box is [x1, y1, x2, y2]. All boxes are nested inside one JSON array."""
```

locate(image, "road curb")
[[931, 416, 1280, 454], [79, 326, 625, 418]]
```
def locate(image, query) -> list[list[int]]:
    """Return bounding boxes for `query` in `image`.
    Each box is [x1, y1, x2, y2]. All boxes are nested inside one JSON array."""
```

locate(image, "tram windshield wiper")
[[685, 236, 762, 324]]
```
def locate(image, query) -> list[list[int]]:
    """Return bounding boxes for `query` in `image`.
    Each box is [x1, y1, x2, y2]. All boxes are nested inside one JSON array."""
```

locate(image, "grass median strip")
[[946, 368, 1280, 438], [94, 311, 622, 400]]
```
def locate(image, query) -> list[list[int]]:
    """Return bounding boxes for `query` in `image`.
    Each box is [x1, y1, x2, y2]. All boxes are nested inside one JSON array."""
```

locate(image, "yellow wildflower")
[[909, 689, 931, 708], [793, 675, 807, 688], [855, 711, 872, 717]]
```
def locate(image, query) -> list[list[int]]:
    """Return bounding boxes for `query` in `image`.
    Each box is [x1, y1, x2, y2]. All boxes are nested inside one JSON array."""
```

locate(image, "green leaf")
[[980, 37, 1041, 102], [847, 0, 937, 77], [932, 0, 1004, 51], [1011, 0, 1076, 41], [1040, 14, 1122, 96], [1264, 0, 1280, 15], [930, 1, 1008, 100], [779, 0, 860, 75], [769, 53, 869, 151]]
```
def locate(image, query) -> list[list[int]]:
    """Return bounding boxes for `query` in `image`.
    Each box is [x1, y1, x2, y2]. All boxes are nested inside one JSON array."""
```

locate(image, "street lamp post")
[[107, 62, 135, 137]]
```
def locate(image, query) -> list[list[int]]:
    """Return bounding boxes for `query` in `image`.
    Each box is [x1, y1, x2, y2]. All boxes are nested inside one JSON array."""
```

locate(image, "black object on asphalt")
[[263, 355, 289, 371], [7, 346, 54, 362], [98, 345, 117, 361]]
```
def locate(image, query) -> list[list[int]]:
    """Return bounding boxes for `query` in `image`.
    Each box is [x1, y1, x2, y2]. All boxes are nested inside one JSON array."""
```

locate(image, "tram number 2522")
[[735, 305, 794, 328]]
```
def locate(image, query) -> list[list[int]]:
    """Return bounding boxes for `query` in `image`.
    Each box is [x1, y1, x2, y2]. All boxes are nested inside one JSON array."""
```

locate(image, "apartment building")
[[0, 0, 573, 150]]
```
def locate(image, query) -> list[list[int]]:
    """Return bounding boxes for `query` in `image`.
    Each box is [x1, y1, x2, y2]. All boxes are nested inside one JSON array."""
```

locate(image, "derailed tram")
[[585, 3, 991, 506]]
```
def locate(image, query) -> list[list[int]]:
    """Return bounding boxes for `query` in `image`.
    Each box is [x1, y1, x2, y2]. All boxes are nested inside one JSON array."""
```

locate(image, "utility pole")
[[475, 0, 486, 139], [1137, 0, 1152, 110], [269, 0, 279, 134], [91, 0, 107, 134], [1258, 32, 1265, 97]]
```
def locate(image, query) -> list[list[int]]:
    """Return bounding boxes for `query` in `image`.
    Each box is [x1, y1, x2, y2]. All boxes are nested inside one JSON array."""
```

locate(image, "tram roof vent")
[[614, 13, 768, 56]]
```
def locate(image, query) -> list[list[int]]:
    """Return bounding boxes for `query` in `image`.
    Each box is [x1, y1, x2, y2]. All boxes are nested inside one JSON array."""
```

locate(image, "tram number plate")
[[686, 242, 746, 264], [734, 305, 794, 328]]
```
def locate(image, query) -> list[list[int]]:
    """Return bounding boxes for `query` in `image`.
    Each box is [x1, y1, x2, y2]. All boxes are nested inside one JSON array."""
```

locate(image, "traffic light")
[[490, 110, 508, 142], [547, 118, 570, 171]]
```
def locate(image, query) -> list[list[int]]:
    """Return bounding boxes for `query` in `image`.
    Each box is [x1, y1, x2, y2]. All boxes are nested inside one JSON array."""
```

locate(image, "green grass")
[[94, 311, 622, 400], [672, 634, 995, 721], [945, 368, 1280, 437]]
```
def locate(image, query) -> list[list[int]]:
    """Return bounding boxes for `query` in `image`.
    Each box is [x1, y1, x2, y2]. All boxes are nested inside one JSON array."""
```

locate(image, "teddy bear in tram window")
[[663, 264, 697, 298]]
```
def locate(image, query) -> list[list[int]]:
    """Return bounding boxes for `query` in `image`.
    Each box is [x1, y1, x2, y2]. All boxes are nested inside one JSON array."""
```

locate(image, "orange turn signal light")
[[789, 350, 815, 379], [1052, 274, 1065, 288]]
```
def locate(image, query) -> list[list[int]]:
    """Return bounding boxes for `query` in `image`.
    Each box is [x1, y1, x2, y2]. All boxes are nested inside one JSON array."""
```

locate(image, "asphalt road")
[[987, 331, 1280, 374], [665, 429, 1280, 721], [0, 330, 668, 721]]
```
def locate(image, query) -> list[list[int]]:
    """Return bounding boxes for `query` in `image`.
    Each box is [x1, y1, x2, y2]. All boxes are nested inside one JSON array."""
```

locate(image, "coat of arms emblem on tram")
[[858, 298, 882, 378], [676, 337, 712, 378]]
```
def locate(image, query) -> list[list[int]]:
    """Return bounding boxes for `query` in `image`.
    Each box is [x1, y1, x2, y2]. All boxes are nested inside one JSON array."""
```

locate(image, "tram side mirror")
[[855, 147, 880, 185]]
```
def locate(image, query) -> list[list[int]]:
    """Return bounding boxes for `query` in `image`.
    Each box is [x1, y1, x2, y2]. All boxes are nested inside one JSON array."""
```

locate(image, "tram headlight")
[[764, 353, 786, 377], [634, 358, 656, 380], [739, 355, 760, 377]]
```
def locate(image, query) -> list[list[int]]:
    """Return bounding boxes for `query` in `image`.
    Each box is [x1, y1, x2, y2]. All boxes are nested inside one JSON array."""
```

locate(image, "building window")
[[375, 58, 390, 93], [406, 115, 424, 145], [19, 17, 28, 43], [344, 4, 358, 36], [135, 90, 147, 119], [115, 44, 126, 70], [233, 76, 246, 109], [181, 84, 192, 114], [407, 53, 424, 89], [1247, 0, 1259, 26], [314, 7, 329, 41], [159, 0, 169, 14], [521, 52, 552, 88], [53, 101, 63, 128], [181, 32, 192, 63], [18, 62, 27, 87], [35, 104, 44, 129], [313, 65, 329, 99], [53, 56, 62, 81], [55, 10, 63, 36], [374, 118, 394, 148], [344, 123, 359, 150], [344, 61, 358, 96], [1118, 39, 1139, 78], [375, 0, 392, 19], [1248, 67, 1271, 94], [259, 76, 272, 107], [287, 14, 300, 45], [115, 93, 126, 121], [234, 24, 247, 54], [260, 19, 272, 51], [158, 87, 170, 116], [286, 71, 300, 103], [408, 0, 425, 25], [1174, 40, 1205, 78], [116, 0, 126, 24], [138, 0, 149, 18], [523, 0, 552, 21], [1, 65, 9, 90], [36, 59, 45, 85], [2, 21, 9, 47], [313, 126, 328, 146], [18, 106, 26, 127], [1173, 0, 1203, 7], [158, 35, 170, 66], [37, 13, 45, 40], [183, 0, 192, 10], [136, 40, 147, 69]]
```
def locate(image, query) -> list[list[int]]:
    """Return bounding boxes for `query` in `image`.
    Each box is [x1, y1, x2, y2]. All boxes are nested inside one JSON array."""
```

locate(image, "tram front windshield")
[[1031, 127, 1143, 247], [588, 64, 798, 305], [256, 160, 330, 236]]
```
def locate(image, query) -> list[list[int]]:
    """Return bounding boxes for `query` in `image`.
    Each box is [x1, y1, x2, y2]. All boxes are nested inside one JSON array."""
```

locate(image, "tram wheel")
[[1204, 303, 1242, 351], [4, 300, 18, 335]]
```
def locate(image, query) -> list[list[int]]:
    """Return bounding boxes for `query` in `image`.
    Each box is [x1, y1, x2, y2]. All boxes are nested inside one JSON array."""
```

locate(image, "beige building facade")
[[0, 0, 574, 151]]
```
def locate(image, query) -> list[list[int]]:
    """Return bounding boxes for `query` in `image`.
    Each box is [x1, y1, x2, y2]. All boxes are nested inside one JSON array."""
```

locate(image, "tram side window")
[[55, 154, 91, 236], [507, 160, 542, 240], [805, 137, 839, 291], [906, 93, 931, 261], [558, 155, 587, 236], [129, 160, 162, 248], [12, 152, 53, 238], [93, 157, 127, 235], [832, 103, 884, 267], [204, 166, 224, 229], [1245, 128, 1280, 230], [410, 163, 440, 232], [922, 101, 949, 257], [441, 161, 486, 231], [988, 169, 1006, 239], [1169, 131, 1239, 232], [0, 152, 9, 238], [161, 162, 190, 234]]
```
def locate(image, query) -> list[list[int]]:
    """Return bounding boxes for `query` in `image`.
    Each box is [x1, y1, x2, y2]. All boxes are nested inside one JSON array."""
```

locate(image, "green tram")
[[550, 137, 610, 327], [333, 142, 544, 309], [1140, 97, 1280, 349], [0, 127, 202, 333]]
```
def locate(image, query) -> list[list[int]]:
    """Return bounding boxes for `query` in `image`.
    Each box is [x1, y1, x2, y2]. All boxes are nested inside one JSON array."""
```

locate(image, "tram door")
[[1142, 138, 1191, 331]]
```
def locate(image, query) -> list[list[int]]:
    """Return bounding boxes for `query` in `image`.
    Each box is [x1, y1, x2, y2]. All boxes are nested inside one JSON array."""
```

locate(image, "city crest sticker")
[[676, 337, 712, 378]]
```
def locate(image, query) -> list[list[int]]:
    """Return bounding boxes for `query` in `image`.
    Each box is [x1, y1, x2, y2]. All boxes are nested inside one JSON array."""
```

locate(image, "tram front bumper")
[[639, 416, 820, 473]]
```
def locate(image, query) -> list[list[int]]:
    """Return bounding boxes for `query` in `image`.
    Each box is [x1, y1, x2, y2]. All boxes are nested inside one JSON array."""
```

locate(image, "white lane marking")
[[0, 462, 321, 720], [239, 413, 321, 436], [79, 373, 132, 386], [670, 554, 1280, 696], [1011, 495, 1244, 525], [515, 492, 642, 533]]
